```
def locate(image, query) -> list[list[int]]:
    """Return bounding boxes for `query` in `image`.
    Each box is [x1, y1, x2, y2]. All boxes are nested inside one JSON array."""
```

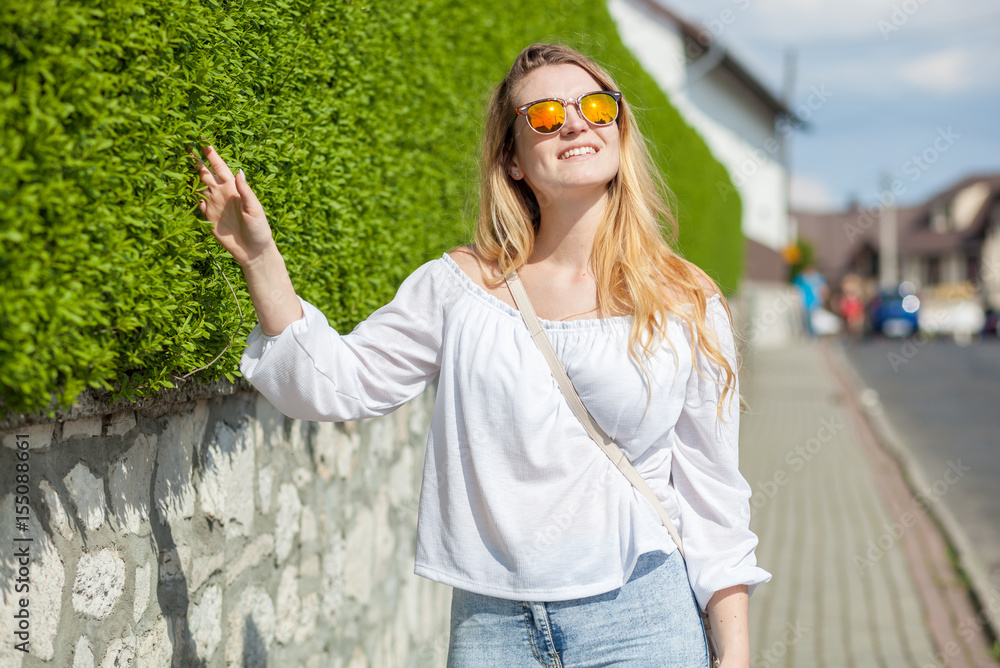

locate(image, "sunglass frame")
[[514, 91, 623, 135]]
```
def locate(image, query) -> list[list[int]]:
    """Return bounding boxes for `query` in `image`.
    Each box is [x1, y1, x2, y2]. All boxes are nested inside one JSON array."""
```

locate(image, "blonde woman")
[[194, 43, 769, 667]]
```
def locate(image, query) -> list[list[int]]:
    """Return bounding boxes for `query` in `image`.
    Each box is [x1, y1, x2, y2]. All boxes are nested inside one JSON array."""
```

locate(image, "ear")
[[507, 157, 523, 181]]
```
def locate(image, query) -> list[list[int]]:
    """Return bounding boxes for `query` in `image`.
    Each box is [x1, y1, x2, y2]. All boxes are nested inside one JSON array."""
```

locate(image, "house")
[[795, 173, 1000, 309], [609, 0, 800, 283]]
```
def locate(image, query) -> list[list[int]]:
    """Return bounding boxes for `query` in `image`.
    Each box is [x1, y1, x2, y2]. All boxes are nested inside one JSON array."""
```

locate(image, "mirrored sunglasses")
[[514, 91, 623, 135]]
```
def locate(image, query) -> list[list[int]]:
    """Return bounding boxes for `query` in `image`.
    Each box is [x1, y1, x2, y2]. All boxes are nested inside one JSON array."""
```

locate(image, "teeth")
[[559, 146, 597, 160]]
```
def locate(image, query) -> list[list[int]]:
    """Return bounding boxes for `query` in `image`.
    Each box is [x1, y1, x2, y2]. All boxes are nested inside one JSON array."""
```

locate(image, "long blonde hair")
[[473, 43, 738, 414]]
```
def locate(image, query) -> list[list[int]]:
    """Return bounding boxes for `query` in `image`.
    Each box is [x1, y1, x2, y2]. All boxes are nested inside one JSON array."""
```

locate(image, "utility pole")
[[878, 172, 899, 288], [779, 47, 798, 250]]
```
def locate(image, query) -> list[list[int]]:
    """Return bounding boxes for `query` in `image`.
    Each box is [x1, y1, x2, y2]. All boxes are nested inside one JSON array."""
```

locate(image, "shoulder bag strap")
[[506, 270, 721, 666], [504, 270, 685, 558]]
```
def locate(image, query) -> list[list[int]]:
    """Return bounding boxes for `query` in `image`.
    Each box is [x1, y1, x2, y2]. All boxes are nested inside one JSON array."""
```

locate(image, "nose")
[[560, 101, 589, 134]]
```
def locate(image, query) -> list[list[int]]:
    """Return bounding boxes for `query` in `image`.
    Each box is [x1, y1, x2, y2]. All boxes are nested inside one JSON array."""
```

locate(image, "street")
[[842, 336, 1000, 599]]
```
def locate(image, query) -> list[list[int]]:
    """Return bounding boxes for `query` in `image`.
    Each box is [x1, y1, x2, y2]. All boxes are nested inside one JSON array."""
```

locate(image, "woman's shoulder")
[[446, 245, 513, 303], [447, 245, 498, 281], [659, 261, 723, 309], [387, 251, 469, 309], [446, 245, 482, 277]]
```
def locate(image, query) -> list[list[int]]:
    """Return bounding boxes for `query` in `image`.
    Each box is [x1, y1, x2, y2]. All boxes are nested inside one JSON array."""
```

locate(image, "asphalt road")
[[842, 336, 1000, 596]]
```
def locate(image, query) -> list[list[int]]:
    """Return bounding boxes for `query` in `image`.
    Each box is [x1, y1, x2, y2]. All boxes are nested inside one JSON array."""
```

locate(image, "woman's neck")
[[530, 188, 609, 273]]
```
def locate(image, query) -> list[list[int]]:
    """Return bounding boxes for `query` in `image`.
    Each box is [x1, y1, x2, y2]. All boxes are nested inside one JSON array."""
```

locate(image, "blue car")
[[868, 282, 920, 337]]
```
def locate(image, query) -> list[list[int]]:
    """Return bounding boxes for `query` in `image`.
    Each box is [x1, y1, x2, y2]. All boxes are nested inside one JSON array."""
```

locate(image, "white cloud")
[[899, 47, 976, 93], [790, 174, 839, 212]]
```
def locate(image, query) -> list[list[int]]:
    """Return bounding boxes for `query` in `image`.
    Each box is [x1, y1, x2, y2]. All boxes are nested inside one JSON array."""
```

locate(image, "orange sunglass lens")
[[526, 101, 566, 133], [581, 93, 617, 125]]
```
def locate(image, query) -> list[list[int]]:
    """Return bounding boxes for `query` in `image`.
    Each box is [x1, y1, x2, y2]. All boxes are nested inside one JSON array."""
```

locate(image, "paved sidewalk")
[[740, 339, 982, 667]]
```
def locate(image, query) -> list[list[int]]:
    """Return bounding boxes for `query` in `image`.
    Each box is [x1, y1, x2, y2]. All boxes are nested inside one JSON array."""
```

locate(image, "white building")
[[609, 0, 798, 282]]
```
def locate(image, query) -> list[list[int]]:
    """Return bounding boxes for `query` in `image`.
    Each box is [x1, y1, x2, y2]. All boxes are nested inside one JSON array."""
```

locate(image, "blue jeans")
[[447, 550, 710, 667]]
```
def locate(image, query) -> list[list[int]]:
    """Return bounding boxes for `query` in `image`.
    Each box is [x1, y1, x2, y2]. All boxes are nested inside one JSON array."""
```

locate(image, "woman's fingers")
[[233, 169, 263, 216], [190, 150, 222, 187], [201, 144, 235, 182]]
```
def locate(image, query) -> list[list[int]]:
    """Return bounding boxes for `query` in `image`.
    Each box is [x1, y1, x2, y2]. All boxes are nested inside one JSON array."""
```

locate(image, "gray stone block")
[[72, 548, 126, 619], [292, 466, 312, 489], [224, 585, 275, 668], [105, 411, 136, 437], [155, 402, 209, 527], [1, 422, 54, 450], [110, 433, 157, 535], [188, 584, 223, 661], [225, 533, 274, 587], [38, 478, 75, 540], [189, 552, 224, 594], [157, 545, 191, 583], [275, 483, 303, 563], [275, 564, 300, 645], [300, 505, 318, 544], [63, 463, 105, 532], [255, 393, 286, 452], [99, 633, 136, 668], [257, 464, 275, 514], [344, 506, 373, 604], [295, 591, 320, 645], [72, 635, 95, 668], [34, 528, 66, 660], [62, 417, 103, 440], [200, 420, 256, 538], [321, 536, 347, 622], [134, 561, 152, 624], [138, 616, 173, 668], [0, 496, 63, 664]]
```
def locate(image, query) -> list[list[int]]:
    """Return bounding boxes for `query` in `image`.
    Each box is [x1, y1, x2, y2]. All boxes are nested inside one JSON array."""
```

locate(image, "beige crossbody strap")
[[505, 270, 685, 558]]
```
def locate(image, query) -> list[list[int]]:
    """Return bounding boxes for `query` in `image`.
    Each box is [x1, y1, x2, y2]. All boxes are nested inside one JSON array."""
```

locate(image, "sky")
[[654, 0, 1000, 212]]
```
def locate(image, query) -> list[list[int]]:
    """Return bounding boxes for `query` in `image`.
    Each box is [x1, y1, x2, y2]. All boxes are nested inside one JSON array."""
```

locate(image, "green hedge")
[[0, 0, 741, 417]]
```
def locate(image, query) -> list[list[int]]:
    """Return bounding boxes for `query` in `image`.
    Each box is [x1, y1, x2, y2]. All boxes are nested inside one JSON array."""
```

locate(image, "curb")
[[825, 340, 1000, 644]]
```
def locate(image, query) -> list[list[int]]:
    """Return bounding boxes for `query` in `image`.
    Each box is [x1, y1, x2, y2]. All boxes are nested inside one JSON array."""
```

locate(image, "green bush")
[[0, 0, 741, 417]]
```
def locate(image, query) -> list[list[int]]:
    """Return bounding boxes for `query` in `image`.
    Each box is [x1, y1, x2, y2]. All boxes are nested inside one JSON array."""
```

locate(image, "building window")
[[927, 256, 941, 285], [968, 254, 981, 283], [931, 202, 951, 232]]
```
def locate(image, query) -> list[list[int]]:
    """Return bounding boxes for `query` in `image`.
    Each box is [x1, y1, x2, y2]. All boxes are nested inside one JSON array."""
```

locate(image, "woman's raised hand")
[[191, 145, 303, 335], [192, 145, 274, 267]]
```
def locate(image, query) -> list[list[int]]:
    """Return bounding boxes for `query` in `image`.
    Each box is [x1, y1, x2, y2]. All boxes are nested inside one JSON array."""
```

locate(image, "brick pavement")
[[741, 340, 941, 667]]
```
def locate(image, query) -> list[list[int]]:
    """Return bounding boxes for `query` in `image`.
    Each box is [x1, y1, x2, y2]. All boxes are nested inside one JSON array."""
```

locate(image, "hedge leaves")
[[1, 0, 741, 416]]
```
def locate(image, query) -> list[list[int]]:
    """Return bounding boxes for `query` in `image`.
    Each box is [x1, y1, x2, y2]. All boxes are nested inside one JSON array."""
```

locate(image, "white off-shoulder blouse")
[[239, 253, 771, 609]]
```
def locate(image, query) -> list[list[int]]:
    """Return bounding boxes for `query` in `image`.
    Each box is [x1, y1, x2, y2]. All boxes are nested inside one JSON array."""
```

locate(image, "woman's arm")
[[707, 584, 750, 667], [192, 145, 302, 336], [193, 145, 448, 423], [667, 294, 770, 665]]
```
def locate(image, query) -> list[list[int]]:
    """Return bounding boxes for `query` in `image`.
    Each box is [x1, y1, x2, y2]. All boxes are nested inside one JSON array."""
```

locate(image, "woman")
[[193, 43, 769, 667]]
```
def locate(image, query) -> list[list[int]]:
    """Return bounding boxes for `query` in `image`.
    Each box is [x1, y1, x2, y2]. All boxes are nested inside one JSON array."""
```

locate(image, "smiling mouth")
[[559, 146, 598, 160]]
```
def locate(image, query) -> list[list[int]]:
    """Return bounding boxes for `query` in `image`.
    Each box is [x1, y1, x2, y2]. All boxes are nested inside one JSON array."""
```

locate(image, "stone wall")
[[0, 387, 452, 667]]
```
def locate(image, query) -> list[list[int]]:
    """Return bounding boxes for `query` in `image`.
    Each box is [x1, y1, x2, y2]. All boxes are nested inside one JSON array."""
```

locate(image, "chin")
[[564, 171, 618, 190]]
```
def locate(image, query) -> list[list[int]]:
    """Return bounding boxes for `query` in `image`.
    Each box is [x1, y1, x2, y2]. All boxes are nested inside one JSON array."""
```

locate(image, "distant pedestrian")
[[837, 274, 865, 340], [794, 265, 829, 336]]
